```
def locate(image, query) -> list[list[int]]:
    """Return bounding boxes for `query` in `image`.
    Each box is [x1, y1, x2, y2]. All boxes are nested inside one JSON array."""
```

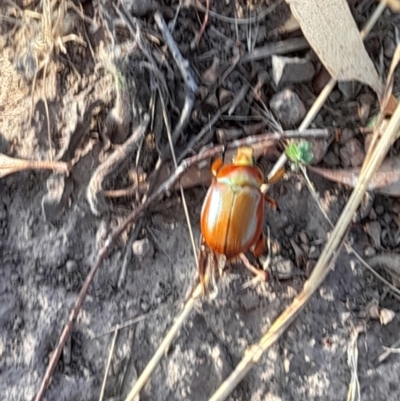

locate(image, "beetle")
[[199, 146, 277, 292]]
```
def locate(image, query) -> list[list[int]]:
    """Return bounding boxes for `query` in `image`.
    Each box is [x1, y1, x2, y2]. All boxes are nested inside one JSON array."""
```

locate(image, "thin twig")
[[118, 219, 144, 289], [195, 0, 210, 47], [154, 11, 198, 143], [377, 338, 400, 364], [99, 326, 119, 401], [95, 309, 162, 339], [158, 86, 199, 267]]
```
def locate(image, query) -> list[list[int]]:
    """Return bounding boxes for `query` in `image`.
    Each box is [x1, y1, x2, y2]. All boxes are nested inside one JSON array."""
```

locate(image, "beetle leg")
[[267, 167, 285, 184], [211, 157, 224, 176], [264, 195, 278, 210], [239, 253, 268, 282], [253, 231, 267, 257]]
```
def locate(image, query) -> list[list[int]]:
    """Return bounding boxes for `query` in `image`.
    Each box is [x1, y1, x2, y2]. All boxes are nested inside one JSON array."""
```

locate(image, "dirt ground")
[[1, 1, 400, 400]]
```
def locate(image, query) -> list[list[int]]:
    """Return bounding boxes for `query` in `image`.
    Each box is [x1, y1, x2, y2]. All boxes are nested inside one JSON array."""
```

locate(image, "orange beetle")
[[199, 146, 276, 291]]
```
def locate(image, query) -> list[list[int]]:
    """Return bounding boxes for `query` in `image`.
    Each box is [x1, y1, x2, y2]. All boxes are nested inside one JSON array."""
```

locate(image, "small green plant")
[[285, 140, 313, 169]]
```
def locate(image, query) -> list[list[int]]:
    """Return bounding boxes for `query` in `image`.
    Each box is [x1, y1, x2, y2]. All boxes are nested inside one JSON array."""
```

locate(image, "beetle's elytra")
[[200, 147, 267, 260]]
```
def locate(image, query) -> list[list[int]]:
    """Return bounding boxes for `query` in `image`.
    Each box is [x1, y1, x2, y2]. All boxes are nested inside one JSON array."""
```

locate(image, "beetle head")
[[233, 146, 254, 167]]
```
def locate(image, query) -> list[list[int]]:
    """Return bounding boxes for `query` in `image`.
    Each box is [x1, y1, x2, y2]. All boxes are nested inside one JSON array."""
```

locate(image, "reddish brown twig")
[[195, 0, 211, 47], [0, 153, 71, 178]]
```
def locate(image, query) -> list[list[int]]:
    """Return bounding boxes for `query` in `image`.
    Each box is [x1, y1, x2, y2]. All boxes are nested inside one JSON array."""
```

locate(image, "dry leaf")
[[286, 0, 384, 98], [308, 157, 400, 196]]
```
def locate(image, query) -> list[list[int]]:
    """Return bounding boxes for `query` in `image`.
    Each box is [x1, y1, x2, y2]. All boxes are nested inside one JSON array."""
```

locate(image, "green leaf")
[[285, 140, 313, 166]]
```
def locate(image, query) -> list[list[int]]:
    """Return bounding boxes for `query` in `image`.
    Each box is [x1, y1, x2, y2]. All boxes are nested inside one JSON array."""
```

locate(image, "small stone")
[[314, 137, 334, 163], [324, 151, 340, 167], [13, 316, 22, 332], [364, 221, 381, 248], [356, 192, 374, 221], [364, 246, 376, 257], [140, 300, 150, 313], [366, 301, 380, 320], [10, 273, 19, 283], [380, 308, 395, 326], [375, 204, 384, 215], [384, 36, 396, 59], [299, 232, 309, 245], [308, 245, 320, 259], [340, 128, 355, 144], [284, 357, 291, 374], [240, 293, 260, 311], [358, 94, 375, 126], [270, 89, 306, 127], [369, 208, 377, 220], [383, 213, 392, 224], [339, 138, 365, 167], [328, 90, 341, 103], [65, 260, 77, 273], [285, 224, 294, 236], [271, 55, 315, 86], [313, 67, 331, 94], [392, 200, 400, 214], [272, 257, 294, 279], [132, 238, 154, 259]]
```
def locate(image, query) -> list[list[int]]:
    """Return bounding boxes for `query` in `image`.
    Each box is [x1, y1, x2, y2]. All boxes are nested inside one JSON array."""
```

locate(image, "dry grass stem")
[[346, 330, 362, 401], [99, 327, 119, 401]]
